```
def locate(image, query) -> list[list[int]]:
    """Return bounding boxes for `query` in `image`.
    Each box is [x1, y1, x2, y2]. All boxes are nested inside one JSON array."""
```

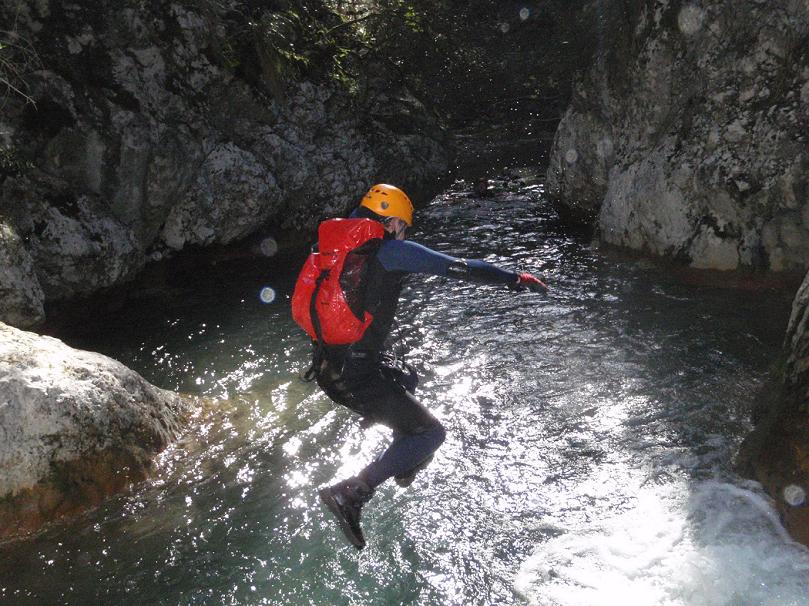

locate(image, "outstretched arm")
[[376, 240, 547, 291]]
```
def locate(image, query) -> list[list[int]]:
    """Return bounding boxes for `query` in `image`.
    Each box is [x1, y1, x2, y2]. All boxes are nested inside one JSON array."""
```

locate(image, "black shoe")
[[319, 478, 374, 549], [394, 454, 434, 488]]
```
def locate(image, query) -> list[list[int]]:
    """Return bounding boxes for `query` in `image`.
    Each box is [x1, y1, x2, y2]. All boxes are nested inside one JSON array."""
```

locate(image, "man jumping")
[[292, 184, 546, 549]]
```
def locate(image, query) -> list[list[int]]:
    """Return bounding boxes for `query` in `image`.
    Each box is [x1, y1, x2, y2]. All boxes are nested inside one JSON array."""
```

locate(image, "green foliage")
[[196, 0, 362, 99], [251, 10, 313, 99], [331, 0, 594, 126], [194, 0, 593, 123]]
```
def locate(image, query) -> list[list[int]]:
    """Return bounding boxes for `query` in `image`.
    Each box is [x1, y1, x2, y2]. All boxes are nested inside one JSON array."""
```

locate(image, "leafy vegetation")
[[196, 0, 593, 127], [0, 8, 39, 182], [2, 0, 593, 159], [195, 0, 366, 100], [330, 0, 595, 127]]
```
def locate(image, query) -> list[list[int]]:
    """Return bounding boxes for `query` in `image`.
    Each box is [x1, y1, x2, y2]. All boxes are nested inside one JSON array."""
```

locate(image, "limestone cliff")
[[0, 0, 451, 328], [548, 0, 809, 272]]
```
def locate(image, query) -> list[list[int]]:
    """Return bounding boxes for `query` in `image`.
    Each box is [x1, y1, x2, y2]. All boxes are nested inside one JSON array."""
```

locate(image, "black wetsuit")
[[314, 237, 518, 488]]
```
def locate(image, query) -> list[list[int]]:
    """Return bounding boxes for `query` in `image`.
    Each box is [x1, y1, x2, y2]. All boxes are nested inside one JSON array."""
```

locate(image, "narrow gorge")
[[2, 1, 809, 603]]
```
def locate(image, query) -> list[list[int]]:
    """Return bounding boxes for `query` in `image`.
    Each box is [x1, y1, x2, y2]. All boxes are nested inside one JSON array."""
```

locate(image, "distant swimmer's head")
[[355, 183, 413, 240]]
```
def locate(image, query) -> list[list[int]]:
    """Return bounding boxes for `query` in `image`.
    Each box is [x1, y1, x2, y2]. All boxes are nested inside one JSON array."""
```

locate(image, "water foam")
[[515, 481, 809, 606]]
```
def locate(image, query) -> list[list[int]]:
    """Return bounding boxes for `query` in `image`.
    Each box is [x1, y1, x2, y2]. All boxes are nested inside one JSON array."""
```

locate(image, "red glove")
[[515, 272, 548, 293]]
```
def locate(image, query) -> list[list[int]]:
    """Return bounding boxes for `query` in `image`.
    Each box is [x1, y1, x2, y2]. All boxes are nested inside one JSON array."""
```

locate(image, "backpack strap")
[[301, 270, 329, 382]]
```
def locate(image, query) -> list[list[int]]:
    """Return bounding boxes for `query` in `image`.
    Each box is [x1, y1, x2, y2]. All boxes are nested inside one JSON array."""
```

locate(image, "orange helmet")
[[359, 184, 414, 226]]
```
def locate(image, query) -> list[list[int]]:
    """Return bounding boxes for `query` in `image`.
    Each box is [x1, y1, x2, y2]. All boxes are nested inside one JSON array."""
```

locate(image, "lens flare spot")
[[259, 237, 278, 257], [677, 5, 705, 36], [565, 148, 579, 164], [499, 22, 510, 34], [519, 8, 530, 21], [784, 484, 805, 507], [259, 287, 276, 304]]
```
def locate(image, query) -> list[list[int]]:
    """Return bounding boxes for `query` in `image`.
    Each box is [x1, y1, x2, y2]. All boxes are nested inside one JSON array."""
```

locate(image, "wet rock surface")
[[0, 0, 450, 328], [738, 267, 809, 545], [0, 322, 190, 541], [548, 0, 809, 272]]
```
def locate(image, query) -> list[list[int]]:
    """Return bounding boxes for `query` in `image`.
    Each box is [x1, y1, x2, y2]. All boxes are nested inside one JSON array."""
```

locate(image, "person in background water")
[[299, 184, 547, 549], [474, 177, 492, 197]]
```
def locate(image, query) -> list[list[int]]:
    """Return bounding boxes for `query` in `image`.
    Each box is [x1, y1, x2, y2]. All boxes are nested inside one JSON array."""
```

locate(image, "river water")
[[3, 178, 809, 605]]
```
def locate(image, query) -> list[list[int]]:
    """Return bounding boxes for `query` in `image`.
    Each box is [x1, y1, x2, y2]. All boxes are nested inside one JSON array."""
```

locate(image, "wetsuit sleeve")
[[376, 239, 518, 286]]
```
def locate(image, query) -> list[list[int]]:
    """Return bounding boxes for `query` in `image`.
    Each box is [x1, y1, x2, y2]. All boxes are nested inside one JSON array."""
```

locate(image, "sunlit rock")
[[1, 172, 144, 300], [688, 228, 740, 271], [161, 143, 280, 250], [547, 107, 613, 224], [548, 0, 809, 271], [0, 322, 191, 540]]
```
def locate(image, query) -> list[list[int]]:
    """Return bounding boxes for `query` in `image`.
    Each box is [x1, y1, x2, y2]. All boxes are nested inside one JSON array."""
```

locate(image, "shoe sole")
[[318, 488, 366, 550]]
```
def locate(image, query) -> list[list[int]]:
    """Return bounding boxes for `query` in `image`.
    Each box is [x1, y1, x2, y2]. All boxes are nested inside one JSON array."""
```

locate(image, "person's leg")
[[359, 425, 444, 488], [390, 430, 435, 487], [318, 370, 445, 548], [318, 477, 374, 549], [354, 380, 446, 489], [316, 372, 377, 549]]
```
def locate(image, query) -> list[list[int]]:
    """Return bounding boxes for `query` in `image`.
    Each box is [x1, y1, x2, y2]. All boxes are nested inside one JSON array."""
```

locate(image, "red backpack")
[[291, 218, 385, 345]]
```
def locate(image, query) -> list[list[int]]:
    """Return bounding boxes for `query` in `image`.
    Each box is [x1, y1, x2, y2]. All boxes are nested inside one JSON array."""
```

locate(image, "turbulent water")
[[3, 178, 808, 605]]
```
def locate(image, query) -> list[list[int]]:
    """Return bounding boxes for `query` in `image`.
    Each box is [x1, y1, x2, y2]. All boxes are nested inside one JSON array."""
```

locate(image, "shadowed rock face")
[[0, 0, 451, 328], [0, 322, 190, 540], [737, 268, 809, 544], [0, 220, 44, 329], [548, 0, 809, 272]]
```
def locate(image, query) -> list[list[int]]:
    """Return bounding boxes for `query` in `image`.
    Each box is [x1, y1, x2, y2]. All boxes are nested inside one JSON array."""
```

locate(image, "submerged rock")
[[738, 268, 809, 545], [548, 0, 809, 272], [0, 322, 190, 540]]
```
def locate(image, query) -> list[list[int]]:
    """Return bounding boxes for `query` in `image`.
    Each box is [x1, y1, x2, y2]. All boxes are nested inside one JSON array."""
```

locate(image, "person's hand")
[[514, 272, 548, 293]]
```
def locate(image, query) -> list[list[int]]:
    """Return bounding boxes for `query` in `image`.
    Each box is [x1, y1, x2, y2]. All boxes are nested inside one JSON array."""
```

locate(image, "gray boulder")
[[548, 0, 809, 271], [0, 322, 190, 540]]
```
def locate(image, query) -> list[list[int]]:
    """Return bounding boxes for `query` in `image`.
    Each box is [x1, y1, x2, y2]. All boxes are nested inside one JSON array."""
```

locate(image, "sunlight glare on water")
[[2, 177, 808, 605], [516, 481, 809, 606]]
